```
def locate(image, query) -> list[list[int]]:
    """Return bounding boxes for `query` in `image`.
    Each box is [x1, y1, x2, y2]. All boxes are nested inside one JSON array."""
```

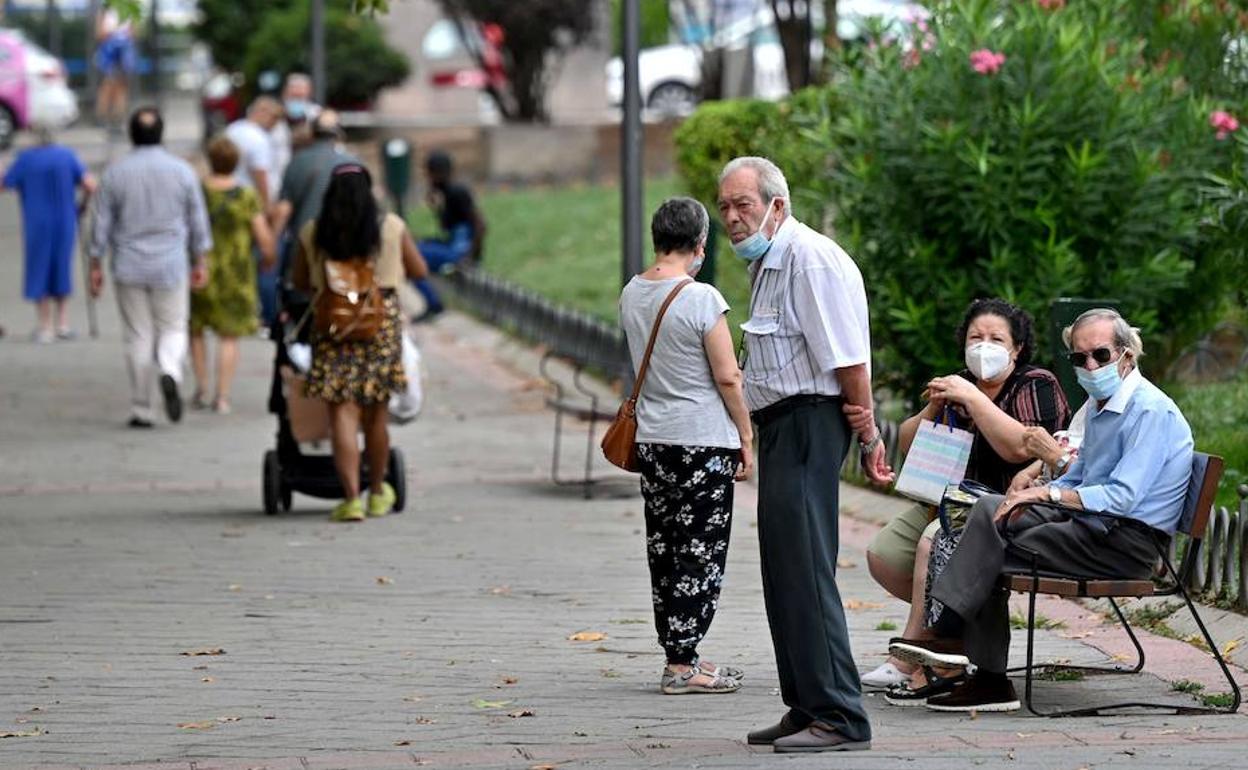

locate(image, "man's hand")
[[1008, 461, 1044, 494], [842, 402, 875, 436], [89, 261, 104, 298], [862, 439, 895, 486], [993, 485, 1049, 523], [190, 261, 209, 291], [1021, 426, 1063, 465], [735, 439, 754, 482]]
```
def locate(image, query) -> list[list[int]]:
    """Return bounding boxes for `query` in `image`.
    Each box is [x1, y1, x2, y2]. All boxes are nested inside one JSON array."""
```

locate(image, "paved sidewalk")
[[1, 194, 1246, 769]]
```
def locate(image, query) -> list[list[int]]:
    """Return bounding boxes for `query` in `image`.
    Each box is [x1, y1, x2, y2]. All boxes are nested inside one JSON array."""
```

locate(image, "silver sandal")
[[660, 666, 741, 695], [698, 659, 744, 680]]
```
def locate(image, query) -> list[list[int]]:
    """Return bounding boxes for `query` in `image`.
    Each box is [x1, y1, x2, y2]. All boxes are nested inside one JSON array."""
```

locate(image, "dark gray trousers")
[[756, 400, 870, 741], [930, 494, 1159, 674]]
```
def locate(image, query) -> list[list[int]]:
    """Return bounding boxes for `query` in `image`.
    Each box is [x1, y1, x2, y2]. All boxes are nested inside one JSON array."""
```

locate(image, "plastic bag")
[[389, 331, 424, 423]]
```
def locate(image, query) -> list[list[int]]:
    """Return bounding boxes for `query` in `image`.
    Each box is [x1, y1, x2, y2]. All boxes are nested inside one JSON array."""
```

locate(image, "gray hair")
[[650, 196, 709, 254], [1062, 308, 1145, 359], [719, 156, 791, 215]]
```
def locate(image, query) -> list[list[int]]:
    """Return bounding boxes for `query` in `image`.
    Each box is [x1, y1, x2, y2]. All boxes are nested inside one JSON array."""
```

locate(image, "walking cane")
[[77, 202, 99, 339]]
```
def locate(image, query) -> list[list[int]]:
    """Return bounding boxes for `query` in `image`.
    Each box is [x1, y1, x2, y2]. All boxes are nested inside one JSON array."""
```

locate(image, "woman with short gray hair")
[[618, 196, 754, 694]]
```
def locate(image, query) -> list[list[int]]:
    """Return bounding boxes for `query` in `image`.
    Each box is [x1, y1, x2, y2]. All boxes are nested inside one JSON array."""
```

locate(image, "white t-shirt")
[[619, 277, 740, 449], [224, 119, 274, 197]]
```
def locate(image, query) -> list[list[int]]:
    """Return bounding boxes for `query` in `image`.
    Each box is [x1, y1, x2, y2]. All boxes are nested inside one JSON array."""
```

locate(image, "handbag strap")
[[629, 279, 694, 403]]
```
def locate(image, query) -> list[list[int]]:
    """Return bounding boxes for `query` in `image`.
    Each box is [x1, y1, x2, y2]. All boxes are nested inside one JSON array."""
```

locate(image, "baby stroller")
[[261, 289, 407, 515]]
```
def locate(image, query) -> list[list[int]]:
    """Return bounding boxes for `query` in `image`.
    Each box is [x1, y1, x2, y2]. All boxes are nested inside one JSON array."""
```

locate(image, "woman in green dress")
[[189, 136, 276, 414]]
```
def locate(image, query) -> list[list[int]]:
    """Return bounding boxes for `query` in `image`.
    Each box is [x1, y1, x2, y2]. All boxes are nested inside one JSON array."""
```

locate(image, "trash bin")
[[1048, 297, 1121, 410], [382, 137, 412, 218]]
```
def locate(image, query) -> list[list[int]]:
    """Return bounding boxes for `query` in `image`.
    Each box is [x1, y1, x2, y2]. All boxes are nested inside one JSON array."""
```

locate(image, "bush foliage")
[[677, 0, 1247, 402]]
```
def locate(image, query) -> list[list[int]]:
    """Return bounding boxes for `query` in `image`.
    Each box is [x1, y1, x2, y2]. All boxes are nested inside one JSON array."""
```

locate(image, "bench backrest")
[[1178, 452, 1223, 540]]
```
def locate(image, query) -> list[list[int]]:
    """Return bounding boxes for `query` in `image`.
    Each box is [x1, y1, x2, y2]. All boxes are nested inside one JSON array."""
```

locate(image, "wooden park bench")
[[1001, 452, 1242, 716]]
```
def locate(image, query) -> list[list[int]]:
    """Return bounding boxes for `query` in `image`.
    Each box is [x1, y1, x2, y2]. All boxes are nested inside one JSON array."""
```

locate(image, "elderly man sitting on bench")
[[889, 308, 1194, 713]]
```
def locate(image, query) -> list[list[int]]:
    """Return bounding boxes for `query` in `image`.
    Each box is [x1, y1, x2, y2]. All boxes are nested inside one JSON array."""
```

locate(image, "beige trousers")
[[115, 282, 188, 421]]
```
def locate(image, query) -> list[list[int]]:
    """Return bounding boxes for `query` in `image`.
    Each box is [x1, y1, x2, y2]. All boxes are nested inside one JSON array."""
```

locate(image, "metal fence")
[[1178, 486, 1248, 611]]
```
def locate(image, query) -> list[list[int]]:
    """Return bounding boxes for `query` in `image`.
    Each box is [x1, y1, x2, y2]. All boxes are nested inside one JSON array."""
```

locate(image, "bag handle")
[[628, 279, 694, 404]]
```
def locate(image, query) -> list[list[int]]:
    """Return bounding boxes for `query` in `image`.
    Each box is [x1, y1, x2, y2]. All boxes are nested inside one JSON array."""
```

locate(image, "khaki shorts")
[[867, 504, 969, 576]]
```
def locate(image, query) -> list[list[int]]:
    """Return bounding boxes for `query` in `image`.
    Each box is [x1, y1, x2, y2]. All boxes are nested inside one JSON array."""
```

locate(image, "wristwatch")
[[1048, 485, 1062, 504], [1053, 451, 1072, 474], [859, 432, 883, 456]]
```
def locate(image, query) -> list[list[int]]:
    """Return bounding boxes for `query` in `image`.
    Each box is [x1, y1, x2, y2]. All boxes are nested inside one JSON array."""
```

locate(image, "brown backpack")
[[314, 257, 384, 342]]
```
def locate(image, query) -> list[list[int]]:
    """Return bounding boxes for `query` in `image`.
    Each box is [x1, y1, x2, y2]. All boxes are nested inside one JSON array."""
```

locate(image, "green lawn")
[[1170, 374, 1248, 509], [409, 177, 753, 331]]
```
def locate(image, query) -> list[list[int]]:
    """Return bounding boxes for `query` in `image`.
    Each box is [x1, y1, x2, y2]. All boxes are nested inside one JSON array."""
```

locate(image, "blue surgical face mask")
[[1075, 359, 1124, 401], [689, 255, 704, 275], [730, 198, 780, 262]]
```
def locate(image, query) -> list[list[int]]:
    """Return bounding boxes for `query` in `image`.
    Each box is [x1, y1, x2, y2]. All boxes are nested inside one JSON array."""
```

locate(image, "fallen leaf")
[[180, 648, 226, 656], [487, 585, 512, 595], [177, 721, 216, 730], [0, 727, 44, 739], [192, 665, 208, 671], [568, 631, 607, 642], [28, 707, 42, 712], [843, 600, 885, 610], [201, 677, 215, 683], [498, 676, 519, 685], [1222, 639, 1240, 656], [403, 694, 424, 702], [573, 731, 588, 737], [601, 669, 621, 678], [530, 765, 559, 770], [227, 584, 243, 592], [1016, 732, 1032, 738], [471, 699, 513, 709], [1058, 631, 1093, 639], [376, 576, 395, 585], [508, 709, 536, 718], [413, 717, 437, 725]]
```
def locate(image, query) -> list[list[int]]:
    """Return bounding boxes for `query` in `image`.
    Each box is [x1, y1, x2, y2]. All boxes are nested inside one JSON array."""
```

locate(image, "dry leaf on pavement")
[[376, 576, 395, 585], [0, 727, 44, 739], [471, 699, 513, 709], [177, 721, 216, 730], [568, 631, 607, 642], [509, 709, 536, 718], [394, 739, 413, 746], [1222, 639, 1240, 656], [530, 765, 559, 770], [498, 676, 519, 686], [488, 585, 512, 595], [180, 648, 226, 656], [413, 717, 437, 725], [843, 600, 885, 610], [200, 677, 215, 683]]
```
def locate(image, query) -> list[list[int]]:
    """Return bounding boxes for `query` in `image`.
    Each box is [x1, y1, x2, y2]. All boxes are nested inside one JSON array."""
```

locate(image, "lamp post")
[[620, 0, 643, 287]]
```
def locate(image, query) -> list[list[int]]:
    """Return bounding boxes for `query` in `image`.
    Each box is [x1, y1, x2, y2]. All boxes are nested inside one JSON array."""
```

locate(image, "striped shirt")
[[89, 146, 213, 288], [741, 216, 871, 411]]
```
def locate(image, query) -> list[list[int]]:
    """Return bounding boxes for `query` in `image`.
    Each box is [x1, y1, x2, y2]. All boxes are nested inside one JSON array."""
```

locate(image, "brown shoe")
[[772, 721, 870, 753], [746, 712, 808, 745], [888, 637, 970, 669]]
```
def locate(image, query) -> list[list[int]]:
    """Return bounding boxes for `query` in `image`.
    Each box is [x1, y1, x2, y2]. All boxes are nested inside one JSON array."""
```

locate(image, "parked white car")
[[606, 0, 926, 117]]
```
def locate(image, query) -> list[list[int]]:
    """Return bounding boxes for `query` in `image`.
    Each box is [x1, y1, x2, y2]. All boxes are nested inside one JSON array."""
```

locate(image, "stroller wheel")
[[388, 447, 407, 513], [263, 450, 281, 515]]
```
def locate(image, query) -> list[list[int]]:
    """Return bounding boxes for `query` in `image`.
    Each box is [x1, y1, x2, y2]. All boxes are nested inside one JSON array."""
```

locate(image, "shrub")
[[242, 2, 409, 108], [805, 0, 1240, 401]]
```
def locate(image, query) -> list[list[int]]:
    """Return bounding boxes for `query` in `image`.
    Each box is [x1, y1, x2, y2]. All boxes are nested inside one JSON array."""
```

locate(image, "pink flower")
[[1211, 110, 1240, 140], [969, 49, 1007, 75]]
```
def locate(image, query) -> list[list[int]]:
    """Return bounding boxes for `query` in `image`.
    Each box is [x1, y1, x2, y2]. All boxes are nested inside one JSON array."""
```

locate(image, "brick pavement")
[[1, 195, 1246, 769]]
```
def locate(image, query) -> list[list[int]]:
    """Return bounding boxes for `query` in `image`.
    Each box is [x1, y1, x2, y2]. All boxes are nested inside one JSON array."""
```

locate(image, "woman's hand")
[[1021, 426, 1063, 465], [1008, 461, 1044, 494], [926, 375, 984, 408], [735, 438, 754, 482]]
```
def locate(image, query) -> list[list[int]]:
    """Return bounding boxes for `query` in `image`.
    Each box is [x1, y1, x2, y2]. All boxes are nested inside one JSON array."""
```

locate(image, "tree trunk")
[[770, 0, 813, 91], [510, 47, 550, 123], [818, 0, 838, 84]]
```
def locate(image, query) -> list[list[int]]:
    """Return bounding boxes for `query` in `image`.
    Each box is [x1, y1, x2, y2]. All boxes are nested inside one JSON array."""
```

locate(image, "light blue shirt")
[[1053, 368, 1193, 533]]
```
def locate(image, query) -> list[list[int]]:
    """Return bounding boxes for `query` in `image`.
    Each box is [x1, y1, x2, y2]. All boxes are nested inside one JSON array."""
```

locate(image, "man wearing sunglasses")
[[889, 308, 1194, 713]]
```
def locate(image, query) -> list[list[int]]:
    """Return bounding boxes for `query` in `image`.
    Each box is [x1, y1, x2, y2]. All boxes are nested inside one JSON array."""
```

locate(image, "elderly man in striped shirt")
[[89, 107, 212, 428], [718, 156, 893, 753]]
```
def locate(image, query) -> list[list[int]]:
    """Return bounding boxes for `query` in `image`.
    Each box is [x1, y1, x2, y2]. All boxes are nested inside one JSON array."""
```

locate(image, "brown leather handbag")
[[601, 279, 693, 471]]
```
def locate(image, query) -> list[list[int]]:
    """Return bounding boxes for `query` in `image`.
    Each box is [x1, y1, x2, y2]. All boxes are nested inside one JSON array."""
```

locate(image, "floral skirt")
[[305, 292, 406, 405]]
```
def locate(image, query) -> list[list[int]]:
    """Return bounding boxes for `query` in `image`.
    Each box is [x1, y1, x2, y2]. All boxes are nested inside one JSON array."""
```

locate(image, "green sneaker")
[[367, 482, 396, 518], [330, 498, 365, 522]]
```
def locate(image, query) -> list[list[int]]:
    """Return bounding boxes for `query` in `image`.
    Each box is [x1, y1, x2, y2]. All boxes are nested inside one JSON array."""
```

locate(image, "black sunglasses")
[[1067, 346, 1121, 369]]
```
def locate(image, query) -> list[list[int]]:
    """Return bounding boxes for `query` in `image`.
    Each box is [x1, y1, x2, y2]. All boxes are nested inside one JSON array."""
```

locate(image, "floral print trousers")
[[637, 443, 737, 665]]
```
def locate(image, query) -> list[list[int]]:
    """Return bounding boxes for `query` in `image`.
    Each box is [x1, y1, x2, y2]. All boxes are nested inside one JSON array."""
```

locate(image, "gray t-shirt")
[[619, 276, 740, 449]]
